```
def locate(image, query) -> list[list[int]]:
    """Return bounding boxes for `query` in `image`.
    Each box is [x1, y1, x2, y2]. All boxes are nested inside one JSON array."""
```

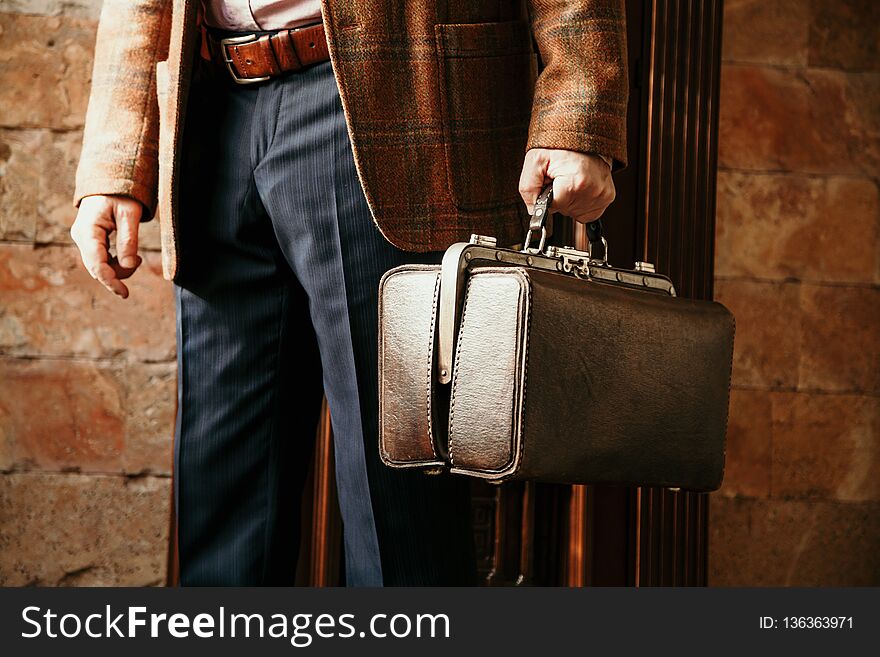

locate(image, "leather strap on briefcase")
[[378, 186, 735, 492]]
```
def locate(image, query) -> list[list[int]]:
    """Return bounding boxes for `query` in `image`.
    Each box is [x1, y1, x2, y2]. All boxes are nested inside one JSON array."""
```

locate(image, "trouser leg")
[[253, 60, 478, 586], [172, 55, 323, 585]]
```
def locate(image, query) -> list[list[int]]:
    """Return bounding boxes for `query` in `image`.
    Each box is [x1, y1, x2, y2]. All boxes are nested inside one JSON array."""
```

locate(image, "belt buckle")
[[219, 33, 271, 85]]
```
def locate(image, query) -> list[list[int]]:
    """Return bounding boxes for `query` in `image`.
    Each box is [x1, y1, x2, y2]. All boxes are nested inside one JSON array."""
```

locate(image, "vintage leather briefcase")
[[378, 187, 735, 492]]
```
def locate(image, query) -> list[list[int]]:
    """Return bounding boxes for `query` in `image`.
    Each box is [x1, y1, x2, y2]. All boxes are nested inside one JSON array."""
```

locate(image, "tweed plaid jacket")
[[73, 0, 628, 281]]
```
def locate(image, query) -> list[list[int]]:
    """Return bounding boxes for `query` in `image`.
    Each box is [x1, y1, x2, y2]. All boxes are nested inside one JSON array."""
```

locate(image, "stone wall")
[[0, 0, 174, 585], [0, 0, 876, 586], [710, 0, 879, 585]]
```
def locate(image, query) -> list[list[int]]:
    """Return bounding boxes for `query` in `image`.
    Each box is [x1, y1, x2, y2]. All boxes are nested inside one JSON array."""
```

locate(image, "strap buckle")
[[219, 33, 271, 85]]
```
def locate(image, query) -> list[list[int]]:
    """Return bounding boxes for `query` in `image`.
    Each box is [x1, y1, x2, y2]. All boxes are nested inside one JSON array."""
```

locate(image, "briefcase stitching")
[[505, 269, 533, 482], [446, 275, 473, 468], [424, 271, 442, 461]]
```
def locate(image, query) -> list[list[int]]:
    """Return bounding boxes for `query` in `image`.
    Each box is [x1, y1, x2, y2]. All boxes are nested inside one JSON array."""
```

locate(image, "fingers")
[[520, 149, 616, 223], [552, 173, 616, 223], [114, 199, 142, 269], [75, 223, 130, 298], [109, 254, 143, 280], [518, 149, 551, 213], [94, 260, 132, 298], [70, 195, 140, 299]]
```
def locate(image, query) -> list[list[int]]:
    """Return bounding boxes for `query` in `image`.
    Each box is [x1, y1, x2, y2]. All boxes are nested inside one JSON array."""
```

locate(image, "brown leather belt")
[[204, 22, 330, 85]]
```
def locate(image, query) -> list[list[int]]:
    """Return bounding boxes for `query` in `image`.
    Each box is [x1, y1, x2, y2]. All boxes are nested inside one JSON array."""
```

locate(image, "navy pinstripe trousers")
[[172, 33, 477, 586]]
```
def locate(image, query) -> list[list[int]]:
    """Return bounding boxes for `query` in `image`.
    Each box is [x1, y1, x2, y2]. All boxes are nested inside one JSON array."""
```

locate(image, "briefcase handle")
[[522, 184, 607, 262]]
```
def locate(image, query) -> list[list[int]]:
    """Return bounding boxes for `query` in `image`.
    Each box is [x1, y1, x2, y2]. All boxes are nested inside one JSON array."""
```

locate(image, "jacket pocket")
[[434, 21, 536, 211]]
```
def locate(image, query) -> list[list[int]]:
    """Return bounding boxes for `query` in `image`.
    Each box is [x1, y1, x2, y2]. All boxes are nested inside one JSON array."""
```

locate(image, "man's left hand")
[[518, 148, 615, 223]]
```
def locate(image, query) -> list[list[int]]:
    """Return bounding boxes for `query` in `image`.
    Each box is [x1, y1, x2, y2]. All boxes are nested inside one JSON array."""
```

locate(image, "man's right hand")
[[70, 194, 144, 299]]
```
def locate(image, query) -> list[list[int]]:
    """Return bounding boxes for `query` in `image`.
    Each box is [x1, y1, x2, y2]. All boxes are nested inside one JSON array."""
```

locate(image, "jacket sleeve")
[[526, 0, 629, 171], [73, 0, 172, 223]]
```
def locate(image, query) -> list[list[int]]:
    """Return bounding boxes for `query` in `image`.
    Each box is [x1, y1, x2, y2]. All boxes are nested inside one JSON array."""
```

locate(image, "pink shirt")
[[201, 1, 322, 31]]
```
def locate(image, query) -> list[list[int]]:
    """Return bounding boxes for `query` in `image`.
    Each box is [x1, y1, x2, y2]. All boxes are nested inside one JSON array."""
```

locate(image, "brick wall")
[[0, 0, 876, 586], [0, 1, 174, 585], [709, 0, 879, 585]]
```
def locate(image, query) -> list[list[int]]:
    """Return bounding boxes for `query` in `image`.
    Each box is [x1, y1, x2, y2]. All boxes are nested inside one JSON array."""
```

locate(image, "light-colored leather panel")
[[378, 265, 446, 468], [448, 268, 530, 476]]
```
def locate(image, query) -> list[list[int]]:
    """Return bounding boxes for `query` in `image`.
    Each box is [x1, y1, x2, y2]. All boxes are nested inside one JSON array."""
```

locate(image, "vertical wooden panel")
[[551, 0, 724, 587], [634, 0, 724, 587], [471, 482, 498, 581], [303, 399, 343, 586], [565, 486, 591, 586], [485, 483, 526, 585]]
